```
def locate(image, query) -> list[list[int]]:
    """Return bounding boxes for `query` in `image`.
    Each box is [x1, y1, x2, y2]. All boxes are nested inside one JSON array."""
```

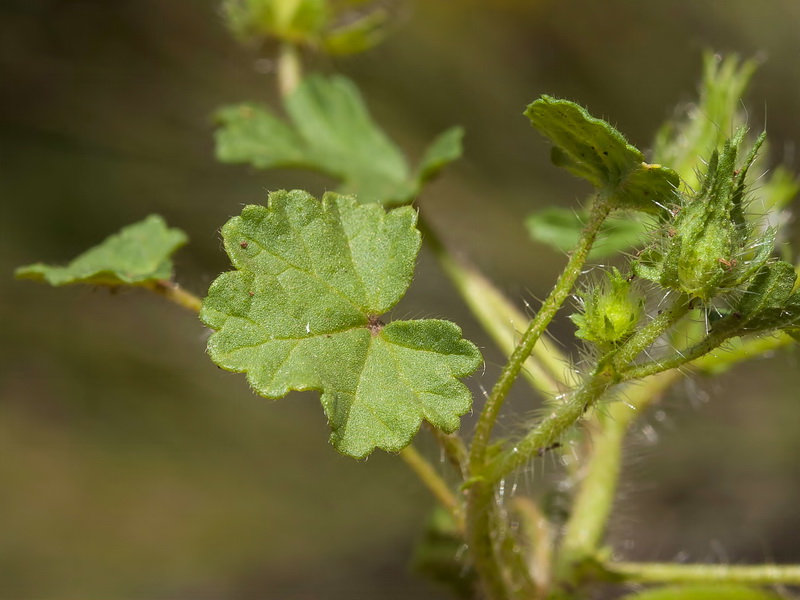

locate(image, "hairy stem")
[[469, 199, 612, 470], [464, 199, 612, 600], [489, 293, 691, 484], [607, 562, 800, 586], [692, 331, 794, 374]]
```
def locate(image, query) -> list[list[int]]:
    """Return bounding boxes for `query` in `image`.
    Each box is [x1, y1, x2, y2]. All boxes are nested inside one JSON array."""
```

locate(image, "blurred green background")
[[2, 1, 799, 598]]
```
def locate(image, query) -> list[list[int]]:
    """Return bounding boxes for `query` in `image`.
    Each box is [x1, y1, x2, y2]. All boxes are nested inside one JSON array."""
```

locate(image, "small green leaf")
[[525, 95, 679, 213], [15, 215, 187, 287], [201, 190, 481, 458], [215, 75, 461, 206], [416, 126, 464, 184], [322, 8, 388, 55], [526, 207, 648, 258], [620, 584, 782, 600]]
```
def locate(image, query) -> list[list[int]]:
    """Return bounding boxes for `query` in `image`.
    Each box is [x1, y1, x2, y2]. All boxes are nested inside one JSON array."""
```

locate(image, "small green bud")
[[634, 128, 773, 301], [571, 268, 643, 346]]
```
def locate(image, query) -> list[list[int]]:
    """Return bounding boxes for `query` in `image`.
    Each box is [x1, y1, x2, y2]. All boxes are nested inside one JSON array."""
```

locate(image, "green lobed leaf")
[[526, 207, 648, 258], [215, 75, 462, 206], [200, 190, 481, 458], [15, 215, 188, 287], [525, 95, 679, 214], [620, 584, 782, 600]]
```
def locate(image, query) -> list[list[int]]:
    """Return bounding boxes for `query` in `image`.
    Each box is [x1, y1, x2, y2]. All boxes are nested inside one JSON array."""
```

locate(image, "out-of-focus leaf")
[[215, 75, 461, 206], [411, 508, 476, 599], [653, 52, 757, 190], [620, 584, 782, 600], [322, 8, 388, 55], [526, 207, 648, 258], [222, 0, 329, 43], [201, 190, 481, 458], [15, 215, 187, 287], [525, 95, 679, 214]]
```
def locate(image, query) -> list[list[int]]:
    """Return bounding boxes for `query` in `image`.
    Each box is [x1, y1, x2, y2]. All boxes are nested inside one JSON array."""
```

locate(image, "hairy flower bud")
[[570, 268, 643, 346], [634, 128, 773, 301]]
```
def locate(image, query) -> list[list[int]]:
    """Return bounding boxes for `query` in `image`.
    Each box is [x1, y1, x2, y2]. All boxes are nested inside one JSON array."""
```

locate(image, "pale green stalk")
[[277, 43, 302, 97], [608, 562, 800, 586], [399, 445, 463, 532], [146, 280, 203, 314]]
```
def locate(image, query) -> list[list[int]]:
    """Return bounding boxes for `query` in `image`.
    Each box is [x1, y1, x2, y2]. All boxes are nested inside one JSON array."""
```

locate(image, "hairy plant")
[[15, 2, 800, 599]]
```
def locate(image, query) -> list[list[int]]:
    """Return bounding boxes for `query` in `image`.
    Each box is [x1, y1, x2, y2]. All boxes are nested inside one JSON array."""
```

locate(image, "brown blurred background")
[[1, 1, 799, 598]]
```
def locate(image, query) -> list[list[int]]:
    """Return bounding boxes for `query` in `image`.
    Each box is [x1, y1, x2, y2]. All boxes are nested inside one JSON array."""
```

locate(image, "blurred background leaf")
[[2, 1, 800, 598]]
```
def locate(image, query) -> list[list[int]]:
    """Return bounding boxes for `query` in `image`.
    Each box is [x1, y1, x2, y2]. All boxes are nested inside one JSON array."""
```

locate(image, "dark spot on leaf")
[[367, 314, 385, 336], [240, 241, 248, 249]]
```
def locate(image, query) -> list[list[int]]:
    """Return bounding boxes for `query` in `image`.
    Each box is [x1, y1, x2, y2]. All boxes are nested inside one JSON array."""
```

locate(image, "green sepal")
[[620, 584, 782, 600], [525, 95, 679, 214], [201, 190, 482, 458], [725, 261, 800, 333], [215, 75, 462, 206], [526, 207, 648, 258], [15, 215, 188, 287]]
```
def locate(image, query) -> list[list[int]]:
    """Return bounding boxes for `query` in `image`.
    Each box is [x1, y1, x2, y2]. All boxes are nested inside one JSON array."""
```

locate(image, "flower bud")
[[570, 268, 643, 346], [634, 128, 772, 301]]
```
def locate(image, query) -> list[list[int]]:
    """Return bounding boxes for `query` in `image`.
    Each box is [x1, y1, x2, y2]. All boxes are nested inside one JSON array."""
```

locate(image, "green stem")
[[489, 294, 691, 484], [620, 326, 732, 382], [147, 280, 203, 314], [277, 43, 302, 97], [692, 331, 794, 374], [399, 445, 463, 532], [608, 561, 800, 586], [469, 199, 612, 471], [463, 199, 612, 600]]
